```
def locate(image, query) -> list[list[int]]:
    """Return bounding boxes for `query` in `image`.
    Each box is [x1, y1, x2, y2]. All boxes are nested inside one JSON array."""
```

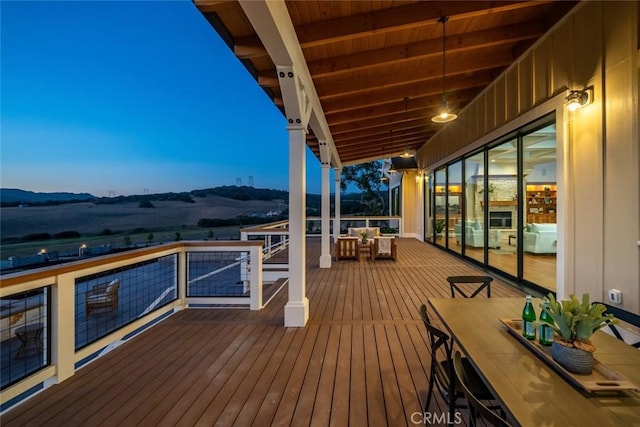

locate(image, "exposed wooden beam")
[[234, 42, 268, 59], [338, 143, 426, 161], [307, 21, 544, 78], [316, 47, 514, 99], [331, 113, 437, 137], [258, 75, 279, 88], [336, 129, 430, 148], [194, 0, 235, 13], [294, 1, 552, 48], [321, 70, 498, 114], [333, 120, 435, 144]]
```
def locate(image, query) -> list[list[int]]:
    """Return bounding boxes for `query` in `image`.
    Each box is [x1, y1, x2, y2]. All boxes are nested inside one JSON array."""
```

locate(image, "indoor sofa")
[[523, 223, 557, 254]]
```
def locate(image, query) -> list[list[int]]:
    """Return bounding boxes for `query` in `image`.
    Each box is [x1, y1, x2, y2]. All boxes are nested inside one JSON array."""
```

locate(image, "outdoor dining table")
[[427, 297, 640, 427]]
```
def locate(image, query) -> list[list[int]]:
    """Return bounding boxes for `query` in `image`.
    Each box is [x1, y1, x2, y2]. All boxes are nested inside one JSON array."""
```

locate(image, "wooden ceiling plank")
[[293, 1, 552, 48], [307, 21, 544, 78]]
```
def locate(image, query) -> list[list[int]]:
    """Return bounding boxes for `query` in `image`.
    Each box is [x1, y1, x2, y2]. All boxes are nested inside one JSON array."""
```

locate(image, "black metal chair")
[[453, 351, 512, 427], [419, 304, 500, 421], [446, 276, 493, 298], [595, 302, 640, 348]]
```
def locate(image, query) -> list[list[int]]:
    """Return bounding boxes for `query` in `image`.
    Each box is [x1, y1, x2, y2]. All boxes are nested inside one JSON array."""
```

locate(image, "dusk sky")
[[1, 0, 326, 196]]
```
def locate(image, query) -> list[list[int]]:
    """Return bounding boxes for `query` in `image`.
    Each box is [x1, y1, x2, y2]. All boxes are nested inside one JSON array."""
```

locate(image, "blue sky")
[[1, 0, 324, 196]]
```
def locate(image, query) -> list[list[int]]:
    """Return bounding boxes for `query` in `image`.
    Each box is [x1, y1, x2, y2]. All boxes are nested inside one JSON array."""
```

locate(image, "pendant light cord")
[[439, 16, 448, 101]]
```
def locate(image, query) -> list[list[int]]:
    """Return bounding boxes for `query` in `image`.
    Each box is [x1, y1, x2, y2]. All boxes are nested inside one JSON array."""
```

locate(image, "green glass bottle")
[[522, 295, 536, 340], [538, 299, 554, 346]]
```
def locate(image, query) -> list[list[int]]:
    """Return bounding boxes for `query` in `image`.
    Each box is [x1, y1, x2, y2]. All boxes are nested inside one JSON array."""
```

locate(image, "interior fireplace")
[[489, 211, 512, 228]]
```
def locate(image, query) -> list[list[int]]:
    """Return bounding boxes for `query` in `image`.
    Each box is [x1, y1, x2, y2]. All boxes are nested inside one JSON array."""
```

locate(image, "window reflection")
[[448, 161, 462, 254], [523, 124, 557, 290], [463, 152, 485, 263], [434, 169, 446, 246], [487, 140, 518, 277]]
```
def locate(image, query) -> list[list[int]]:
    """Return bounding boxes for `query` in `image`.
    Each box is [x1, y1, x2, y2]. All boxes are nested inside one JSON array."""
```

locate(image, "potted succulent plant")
[[360, 230, 369, 244], [541, 293, 617, 374]]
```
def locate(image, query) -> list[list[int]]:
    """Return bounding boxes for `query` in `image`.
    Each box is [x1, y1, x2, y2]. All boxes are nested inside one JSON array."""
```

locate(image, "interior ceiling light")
[[566, 88, 592, 111], [432, 16, 457, 123]]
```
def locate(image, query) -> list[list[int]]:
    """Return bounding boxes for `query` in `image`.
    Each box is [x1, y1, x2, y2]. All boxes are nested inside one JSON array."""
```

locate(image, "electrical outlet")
[[608, 289, 622, 304]]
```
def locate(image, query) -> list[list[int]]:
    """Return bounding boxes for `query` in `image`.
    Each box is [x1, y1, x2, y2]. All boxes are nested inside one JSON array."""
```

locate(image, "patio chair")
[[371, 236, 396, 261], [453, 351, 512, 427], [595, 302, 640, 348], [419, 304, 500, 419], [85, 279, 120, 317], [334, 237, 359, 260], [446, 276, 493, 298]]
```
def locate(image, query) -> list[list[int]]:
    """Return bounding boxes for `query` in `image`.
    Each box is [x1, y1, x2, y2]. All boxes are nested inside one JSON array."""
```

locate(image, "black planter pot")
[[551, 341, 594, 375]]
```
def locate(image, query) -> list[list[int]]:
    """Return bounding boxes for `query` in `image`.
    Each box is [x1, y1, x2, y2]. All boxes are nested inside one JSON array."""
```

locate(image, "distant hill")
[[0, 186, 324, 209], [0, 188, 96, 205]]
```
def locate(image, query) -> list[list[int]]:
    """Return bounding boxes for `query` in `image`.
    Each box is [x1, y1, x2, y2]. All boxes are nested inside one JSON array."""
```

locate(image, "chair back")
[[446, 276, 493, 298], [419, 304, 454, 388], [453, 351, 512, 427], [595, 302, 640, 348]]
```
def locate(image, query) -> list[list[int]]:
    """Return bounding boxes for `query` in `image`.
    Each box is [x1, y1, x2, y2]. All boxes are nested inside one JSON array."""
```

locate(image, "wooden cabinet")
[[526, 184, 556, 223]]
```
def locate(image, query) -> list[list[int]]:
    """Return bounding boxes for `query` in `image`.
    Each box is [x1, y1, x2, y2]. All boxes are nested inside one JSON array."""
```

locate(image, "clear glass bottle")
[[538, 298, 554, 346], [522, 295, 536, 340]]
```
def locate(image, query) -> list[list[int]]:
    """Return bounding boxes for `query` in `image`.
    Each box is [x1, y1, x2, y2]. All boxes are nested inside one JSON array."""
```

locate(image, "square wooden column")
[[333, 168, 341, 242], [285, 125, 309, 327], [320, 163, 332, 268]]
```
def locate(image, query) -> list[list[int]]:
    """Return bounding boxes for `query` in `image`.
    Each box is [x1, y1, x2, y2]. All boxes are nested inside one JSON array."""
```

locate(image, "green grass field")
[[1, 194, 282, 258]]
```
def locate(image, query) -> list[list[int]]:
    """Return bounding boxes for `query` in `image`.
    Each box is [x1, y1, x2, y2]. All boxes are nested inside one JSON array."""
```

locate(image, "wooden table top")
[[428, 297, 640, 427]]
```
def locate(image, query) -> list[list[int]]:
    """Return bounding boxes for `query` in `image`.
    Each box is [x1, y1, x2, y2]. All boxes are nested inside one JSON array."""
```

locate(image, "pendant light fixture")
[[401, 97, 413, 157], [432, 16, 457, 123]]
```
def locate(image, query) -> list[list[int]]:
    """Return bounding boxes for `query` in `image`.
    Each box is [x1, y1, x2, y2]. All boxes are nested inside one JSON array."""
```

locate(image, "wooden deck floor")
[[2, 238, 524, 426]]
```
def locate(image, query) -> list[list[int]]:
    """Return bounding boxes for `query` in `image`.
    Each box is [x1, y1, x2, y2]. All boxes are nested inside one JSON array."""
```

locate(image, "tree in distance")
[[341, 161, 388, 215]]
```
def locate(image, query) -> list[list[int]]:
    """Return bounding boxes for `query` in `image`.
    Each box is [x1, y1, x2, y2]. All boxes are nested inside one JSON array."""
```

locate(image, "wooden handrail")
[[1, 241, 263, 289]]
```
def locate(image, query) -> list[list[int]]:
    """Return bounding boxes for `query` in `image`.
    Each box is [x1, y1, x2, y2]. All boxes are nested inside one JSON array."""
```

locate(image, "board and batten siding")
[[414, 1, 639, 313]]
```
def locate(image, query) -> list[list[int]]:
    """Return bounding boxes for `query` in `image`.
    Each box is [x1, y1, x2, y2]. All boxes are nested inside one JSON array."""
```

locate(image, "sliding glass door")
[[428, 114, 557, 293], [448, 161, 462, 254], [464, 152, 485, 263], [434, 169, 446, 246], [522, 123, 557, 290], [487, 139, 518, 277]]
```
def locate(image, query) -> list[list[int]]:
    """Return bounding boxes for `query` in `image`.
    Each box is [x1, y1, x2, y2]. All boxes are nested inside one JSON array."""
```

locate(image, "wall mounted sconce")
[[566, 88, 592, 111]]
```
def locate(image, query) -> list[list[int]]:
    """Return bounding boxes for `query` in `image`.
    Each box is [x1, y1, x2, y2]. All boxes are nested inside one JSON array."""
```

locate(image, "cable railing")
[[0, 240, 263, 409]]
